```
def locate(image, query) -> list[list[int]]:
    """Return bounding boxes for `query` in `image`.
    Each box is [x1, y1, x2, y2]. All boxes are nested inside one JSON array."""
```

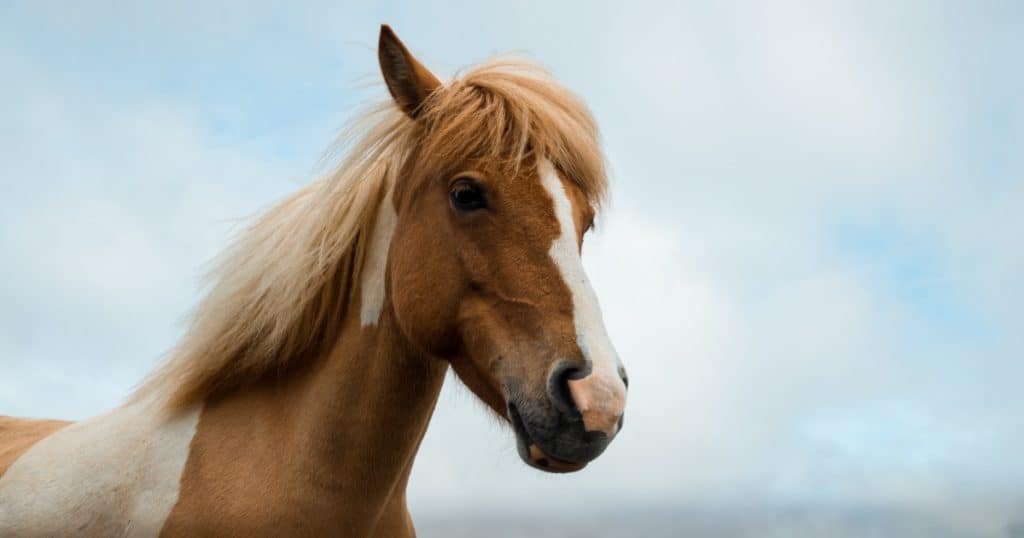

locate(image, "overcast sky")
[[2, 2, 1022, 536]]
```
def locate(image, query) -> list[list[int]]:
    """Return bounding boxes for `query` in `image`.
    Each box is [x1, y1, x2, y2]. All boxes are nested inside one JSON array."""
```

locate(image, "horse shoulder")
[[0, 416, 71, 478], [0, 401, 201, 536]]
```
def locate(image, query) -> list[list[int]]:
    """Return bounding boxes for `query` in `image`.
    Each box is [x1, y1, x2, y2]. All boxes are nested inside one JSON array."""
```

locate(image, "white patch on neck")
[[538, 159, 626, 435], [0, 396, 201, 536], [360, 188, 397, 327]]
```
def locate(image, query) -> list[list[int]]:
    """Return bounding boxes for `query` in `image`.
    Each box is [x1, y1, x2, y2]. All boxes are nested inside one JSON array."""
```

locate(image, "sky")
[[1, 1, 1022, 536]]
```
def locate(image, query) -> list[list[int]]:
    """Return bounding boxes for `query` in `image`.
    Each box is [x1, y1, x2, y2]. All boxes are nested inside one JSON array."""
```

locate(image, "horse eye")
[[449, 178, 487, 211]]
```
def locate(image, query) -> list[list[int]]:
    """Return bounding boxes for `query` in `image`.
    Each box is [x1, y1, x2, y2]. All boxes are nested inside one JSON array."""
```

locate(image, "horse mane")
[[135, 56, 608, 412]]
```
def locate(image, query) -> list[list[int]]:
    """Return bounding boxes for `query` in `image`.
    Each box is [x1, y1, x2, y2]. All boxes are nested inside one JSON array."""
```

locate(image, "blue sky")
[[2, 1, 1022, 535]]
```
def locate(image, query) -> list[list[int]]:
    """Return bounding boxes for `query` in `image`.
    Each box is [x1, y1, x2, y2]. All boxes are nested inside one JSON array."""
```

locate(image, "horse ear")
[[378, 25, 442, 119]]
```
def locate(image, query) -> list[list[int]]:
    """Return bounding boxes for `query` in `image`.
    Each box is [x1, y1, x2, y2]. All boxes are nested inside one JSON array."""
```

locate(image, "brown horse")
[[0, 25, 627, 536]]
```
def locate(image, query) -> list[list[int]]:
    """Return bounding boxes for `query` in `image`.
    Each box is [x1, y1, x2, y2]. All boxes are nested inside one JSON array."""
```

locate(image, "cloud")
[[1, 1, 1021, 534]]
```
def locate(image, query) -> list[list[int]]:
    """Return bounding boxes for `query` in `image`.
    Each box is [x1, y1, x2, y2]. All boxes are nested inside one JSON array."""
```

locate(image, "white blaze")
[[538, 159, 626, 436], [360, 188, 397, 327], [0, 396, 201, 536]]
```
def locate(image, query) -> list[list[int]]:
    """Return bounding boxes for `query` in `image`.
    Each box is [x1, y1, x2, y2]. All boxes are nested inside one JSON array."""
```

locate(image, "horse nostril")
[[547, 361, 581, 416]]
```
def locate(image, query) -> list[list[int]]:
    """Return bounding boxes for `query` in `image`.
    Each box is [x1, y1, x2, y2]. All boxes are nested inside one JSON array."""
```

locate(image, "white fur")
[[538, 159, 626, 434], [360, 188, 397, 327], [0, 396, 200, 536]]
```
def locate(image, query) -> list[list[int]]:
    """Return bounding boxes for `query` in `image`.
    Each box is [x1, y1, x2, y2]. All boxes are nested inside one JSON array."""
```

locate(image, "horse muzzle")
[[507, 362, 626, 473]]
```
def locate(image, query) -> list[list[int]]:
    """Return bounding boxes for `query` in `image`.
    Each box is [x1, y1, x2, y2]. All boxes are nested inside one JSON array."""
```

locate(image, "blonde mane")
[[136, 57, 608, 412]]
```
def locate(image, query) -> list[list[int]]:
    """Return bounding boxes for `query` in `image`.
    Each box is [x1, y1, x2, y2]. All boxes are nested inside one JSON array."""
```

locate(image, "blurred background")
[[1, 1, 1022, 536]]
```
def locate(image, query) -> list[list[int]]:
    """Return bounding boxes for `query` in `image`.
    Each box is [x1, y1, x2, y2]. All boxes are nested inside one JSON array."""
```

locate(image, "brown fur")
[[160, 303, 446, 536]]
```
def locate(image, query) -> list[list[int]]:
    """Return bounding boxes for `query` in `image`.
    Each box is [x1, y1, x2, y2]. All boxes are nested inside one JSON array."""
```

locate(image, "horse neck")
[[286, 304, 449, 492], [169, 300, 449, 531]]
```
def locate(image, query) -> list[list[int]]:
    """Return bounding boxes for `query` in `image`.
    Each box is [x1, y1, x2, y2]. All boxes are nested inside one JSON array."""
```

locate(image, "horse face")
[[389, 155, 627, 472], [380, 27, 627, 472]]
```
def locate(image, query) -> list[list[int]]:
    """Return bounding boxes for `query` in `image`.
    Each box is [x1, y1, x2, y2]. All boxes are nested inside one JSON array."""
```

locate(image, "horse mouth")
[[507, 403, 587, 473]]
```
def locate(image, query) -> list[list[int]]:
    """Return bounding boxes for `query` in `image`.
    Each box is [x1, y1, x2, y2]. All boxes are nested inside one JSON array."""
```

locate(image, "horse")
[[0, 25, 628, 536]]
